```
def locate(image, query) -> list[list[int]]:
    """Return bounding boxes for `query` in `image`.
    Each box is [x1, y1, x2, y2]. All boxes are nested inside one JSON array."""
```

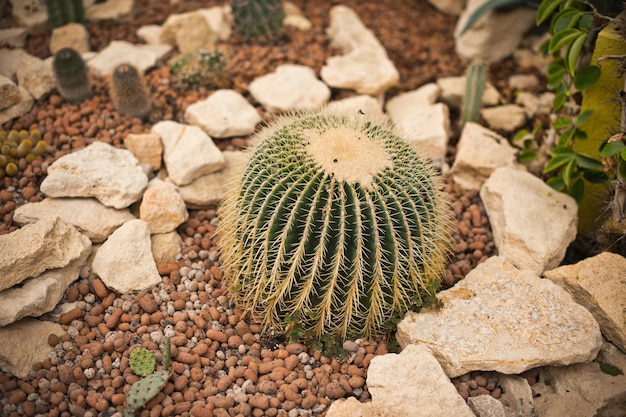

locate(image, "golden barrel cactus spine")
[[218, 109, 452, 339]]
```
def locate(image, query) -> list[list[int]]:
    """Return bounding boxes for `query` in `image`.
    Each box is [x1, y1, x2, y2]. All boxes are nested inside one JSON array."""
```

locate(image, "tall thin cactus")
[[231, 0, 285, 41], [45, 0, 85, 29], [461, 60, 486, 128], [218, 109, 452, 339]]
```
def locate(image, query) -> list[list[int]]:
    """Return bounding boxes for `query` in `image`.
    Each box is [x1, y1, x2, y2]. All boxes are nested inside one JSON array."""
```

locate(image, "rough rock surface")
[[92, 219, 161, 293], [123, 132, 164, 171], [0, 217, 90, 292], [397, 256, 603, 377], [16, 51, 55, 100], [87, 40, 172, 77], [14, 197, 135, 243], [40, 141, 149, 209], [152, 120, 225, 186], [467, 395, 516, 417], [0, 319, 66, 379], [140, 178, 189, 234], [544, 252, 626, 352], [481, 167, 578, 274], [184, 89, 261, 138], [450, 123, 518, 189]]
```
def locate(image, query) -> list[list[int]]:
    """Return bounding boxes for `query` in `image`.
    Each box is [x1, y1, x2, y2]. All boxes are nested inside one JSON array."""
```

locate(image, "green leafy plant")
[[231, 0, 285, 41], [169, 50, 230, 90], [109, 63, 152, 119], [52, 47, 92, 103], [44, 0, 85, 29], [513, 124, 541, 163], [461, 60, 486, 128], [535, 0, 624, 202], [217, 109, 452, 340], [123, 338, 170, 417]]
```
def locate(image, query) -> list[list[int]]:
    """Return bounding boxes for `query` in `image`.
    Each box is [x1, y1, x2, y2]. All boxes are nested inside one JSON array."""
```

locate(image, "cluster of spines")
[[230, 0, 285, 41], [129, 347, 156, 377], [0, 129, 48, 179], [109, 63, 152, 119], [52, 47, 93, 103], [44, 0, 85, 28], [218, 110, 452, 340]]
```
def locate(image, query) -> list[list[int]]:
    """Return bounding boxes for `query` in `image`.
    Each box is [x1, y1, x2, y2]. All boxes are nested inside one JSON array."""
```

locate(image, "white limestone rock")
[[13, 197, 135, 243], [151, 231, 183, 265], [368, 344, 475, 416], [0, 75, 20, 110], [397, 256, 603, 378], [437, 75, 501, 109], [40, 141, 149, 209], [0, 217, 90, 292], [0, 85, 34, 125], [0, 232, 91, 326], [50, 23, 90, 54], [533, 342, 626, 417], [499, 375, 534, 417], [0, 319, 66, 379], [468, 395, 517, 417], [16, 52, 55, 100], [284, 2, 312, 31], [450, 122, 518, 190], [124, 132, 163, 171], [481, 104, 527, 132], [454, 0, 537, 63], [0, 48, 23, 81], [86, 0, 134, 22], [321, 49, 399, 96], [325, 5, 387, 55], [386, 83, 441, 110], [197, 6, 232, 41], [481, 167, 578, 274], [327, 95, 385, 120], [175, 151, 248, 208], [249, 64, 331, 113], [185, 89, 261, 138], [140, 178, 188, 234], [9, 0, 47, 33], [152, 120, 225, 186], [426, 0, 465, 15], [0, 27, 27, 48], [544, 252, 626, 353], [508, 74, 539, 91], [388, 102, 450, 161], [161, 11, 217, 54], [136, 25, 162, 45], [87, 40, 172, 77], [92, 219, 161, 293]]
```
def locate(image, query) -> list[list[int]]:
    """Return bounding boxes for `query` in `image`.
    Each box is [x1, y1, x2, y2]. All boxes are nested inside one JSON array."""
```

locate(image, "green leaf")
[[554, 91, 567, 110], [552, 9, 580, 33], [547, 58, 566, 75], [519, 151, 538, 162], [544, 153, 575, 173], [553, 117, 573, 129], [547, 176, 566, 191], [550, 145, 575, 156], [575, 110, 594, 126], [562, 159, 576, 188], [513, 128, 530, 141], [579, 13, 593, 31], [574, 128, 588, 140], [621, 147, 626, 161], [600, 363, 624, 376], [558, 128, 575, 146], [570, 177, 584, 203], [549, 28, 582, 54], [566, 33, 588, 75], [537, 0, 566, 25], [575, 153, 604, 170], [600, 141, 625, 157], [574, 65, 600, 91]]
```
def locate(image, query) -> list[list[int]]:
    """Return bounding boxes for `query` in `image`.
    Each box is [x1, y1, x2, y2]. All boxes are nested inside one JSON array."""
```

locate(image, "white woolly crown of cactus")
[[217, 109, 452, 339]]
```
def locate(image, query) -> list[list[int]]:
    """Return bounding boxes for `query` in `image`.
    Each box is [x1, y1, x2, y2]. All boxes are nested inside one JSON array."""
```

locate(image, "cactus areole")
[[218, 109, 452, 339]]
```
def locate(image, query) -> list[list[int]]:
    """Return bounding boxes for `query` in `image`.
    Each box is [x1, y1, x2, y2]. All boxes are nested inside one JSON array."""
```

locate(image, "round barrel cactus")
[[218, 109, 452, 339]]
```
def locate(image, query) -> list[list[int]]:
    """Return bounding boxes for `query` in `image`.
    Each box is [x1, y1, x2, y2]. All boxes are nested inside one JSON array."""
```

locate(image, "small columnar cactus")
[[123, 338, 170, 417], [461, 60, 486, 128], [231, 0, 285, 41], [218, 109, 452, 339], [52, 47, 92, 103], [109, 63, 152, 119], [44, 0, 85, 28], [129, 347, 156, 377]]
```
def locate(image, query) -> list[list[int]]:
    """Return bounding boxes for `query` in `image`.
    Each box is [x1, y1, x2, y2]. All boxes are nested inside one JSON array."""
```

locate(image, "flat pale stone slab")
[[397, 256, 602, 377], [544, 252, 626, 352]]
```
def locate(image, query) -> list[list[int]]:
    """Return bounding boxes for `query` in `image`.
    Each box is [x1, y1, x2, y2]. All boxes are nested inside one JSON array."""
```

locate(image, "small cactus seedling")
[[109, 63, 152, 119], [123, 338, 170, 417], [129, 347, 156, 377], [52, 47, 92, 103], [218, 109, 453, 339], [231, 0, 285, 41], [0, 128, 48, 179], [460, 60, 486, 128]]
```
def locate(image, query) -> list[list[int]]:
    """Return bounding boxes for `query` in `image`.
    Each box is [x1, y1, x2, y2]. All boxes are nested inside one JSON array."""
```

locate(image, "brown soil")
[[0, 1, 531, 416]]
